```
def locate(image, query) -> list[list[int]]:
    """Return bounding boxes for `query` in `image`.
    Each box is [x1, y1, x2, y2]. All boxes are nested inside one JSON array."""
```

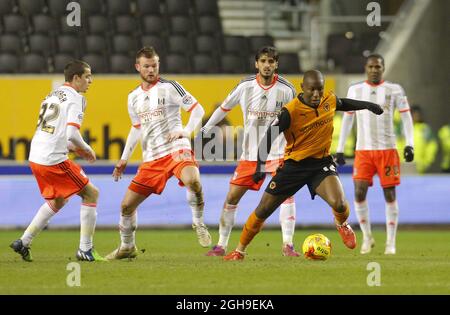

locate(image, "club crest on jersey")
[[323, 102, 330, 111], [158, 97, 165, 105], [182, 95, 193, 105], [275, 101, 283, 109]]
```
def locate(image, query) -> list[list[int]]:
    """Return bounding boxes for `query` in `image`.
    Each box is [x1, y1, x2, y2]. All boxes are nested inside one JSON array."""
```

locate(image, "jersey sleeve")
[[169, 81, 199, 112], [67, 95, 85, 129], [276, 108, 291, 132], [394, 84, 410, 113], [127, 94, 141, 127], [219, 82, 243, 112], [346, 85, 356, 98], [284, 86, 296, 104]]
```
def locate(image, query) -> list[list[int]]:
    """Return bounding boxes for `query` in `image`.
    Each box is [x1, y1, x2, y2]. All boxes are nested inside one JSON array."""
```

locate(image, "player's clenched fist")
[[368, 103, 384, 115]]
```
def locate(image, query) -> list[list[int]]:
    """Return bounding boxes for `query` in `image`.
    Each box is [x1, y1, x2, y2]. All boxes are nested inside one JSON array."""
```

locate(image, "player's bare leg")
[[354, 180, 375, 254], [224, 192, 288, 261], [76, 182, 105, 261], [11, 197, 67, 262], [106, 189, 146, 260], [383, 186, 398, 254], [315, 175, 356, 249], [180, 165, 211, 247], [206, 184, 248, 256]]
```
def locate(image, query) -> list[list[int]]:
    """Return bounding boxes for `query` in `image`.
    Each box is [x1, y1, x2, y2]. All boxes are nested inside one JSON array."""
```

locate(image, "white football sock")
[[187, 189, 204, 226], [217, 203, 237, 248], [385, 200, 399, 245], [279, 197, 296, 245], [79, 203, 97, 252], [120, 212, 137, 249], [21, 202, 57, 247], [354, 200, 372, 239]]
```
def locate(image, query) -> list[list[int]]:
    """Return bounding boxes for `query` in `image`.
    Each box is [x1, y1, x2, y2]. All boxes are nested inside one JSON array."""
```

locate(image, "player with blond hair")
[[106, 47, 211, 260]]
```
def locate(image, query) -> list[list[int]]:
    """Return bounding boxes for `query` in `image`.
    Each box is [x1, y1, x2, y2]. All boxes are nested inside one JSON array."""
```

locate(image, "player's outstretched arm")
[[66, 125, 96, 163], [200, 104, 229, 135], [337, 97, 383, 115], [253, 109, 291, 183], [335, 113, 355, 165], [113, 126, 141, 181]]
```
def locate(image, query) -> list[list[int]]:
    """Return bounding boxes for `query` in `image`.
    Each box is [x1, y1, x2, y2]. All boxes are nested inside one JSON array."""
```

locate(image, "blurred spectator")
[[438, 123, 450, 173], [410, 105, 438, 173]]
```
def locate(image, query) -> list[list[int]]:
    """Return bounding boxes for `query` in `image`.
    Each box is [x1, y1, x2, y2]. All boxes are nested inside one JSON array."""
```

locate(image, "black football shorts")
[[265, 156, 339, 199]]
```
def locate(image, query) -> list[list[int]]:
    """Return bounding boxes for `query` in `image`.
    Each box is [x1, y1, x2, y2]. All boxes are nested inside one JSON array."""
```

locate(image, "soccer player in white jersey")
[[10, 60, 104, 262], [202, 46, 300, 257], [335, 54, 414, 255], [106, 47, 211, 260]]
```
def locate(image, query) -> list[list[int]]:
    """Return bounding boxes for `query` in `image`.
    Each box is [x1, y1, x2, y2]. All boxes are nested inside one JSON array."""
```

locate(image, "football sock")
[[239, 211, 265, 247], [187, 189, 205, 226], [217, 203, 237, 248], [120, 212, 137, 249], [79, 203, 97, 252], [385, 200, 399, 245], [279, 196, 296, 245], [354, 200, 372, 239], [333, 202, 350, 225], [21, 202, 57, 247]]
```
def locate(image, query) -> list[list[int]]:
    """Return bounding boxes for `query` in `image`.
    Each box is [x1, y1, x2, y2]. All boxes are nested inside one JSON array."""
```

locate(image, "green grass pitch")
[[0, 229, 449, 294]]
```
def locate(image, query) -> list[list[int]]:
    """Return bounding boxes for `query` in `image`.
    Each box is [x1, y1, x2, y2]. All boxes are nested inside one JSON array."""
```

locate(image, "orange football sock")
[[239, 211, 265, 247], [333, 202, 350, 225]]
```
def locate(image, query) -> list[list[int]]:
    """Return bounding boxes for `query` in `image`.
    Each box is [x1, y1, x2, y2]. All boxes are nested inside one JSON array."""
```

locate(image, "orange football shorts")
[[129, 149, 198, 196], [29, 159, 89, 200], [230, 159, 284, 191], [353, 149, 401, 188]]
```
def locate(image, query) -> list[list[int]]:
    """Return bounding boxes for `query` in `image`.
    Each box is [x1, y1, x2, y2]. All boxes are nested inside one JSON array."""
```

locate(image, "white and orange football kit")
[[29, 84, 89, 199], [125, 78, 202, 196], [204, 74, 296, 190], [337, 80, 414, 187]]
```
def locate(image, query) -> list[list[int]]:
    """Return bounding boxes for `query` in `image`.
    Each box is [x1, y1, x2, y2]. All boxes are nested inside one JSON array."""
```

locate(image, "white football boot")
[[384, 243, 396, 255], [105, 245, 138, 260], [360, 237, 375, 254], [192, 223, 212, 247]]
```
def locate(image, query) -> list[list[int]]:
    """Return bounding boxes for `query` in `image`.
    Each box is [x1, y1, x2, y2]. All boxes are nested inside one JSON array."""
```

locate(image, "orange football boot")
[[223, 250, 245, 261], [336, 222, 357, 249]]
